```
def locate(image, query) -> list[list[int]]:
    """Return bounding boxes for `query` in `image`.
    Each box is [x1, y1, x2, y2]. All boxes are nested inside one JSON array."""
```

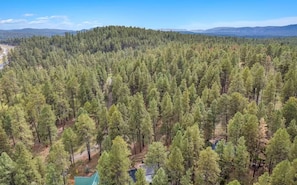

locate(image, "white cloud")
[[182, 16, 297, 30], [0, 18, 26, 24], [23, 13, 34, 17], [0, 15, 100, 30]]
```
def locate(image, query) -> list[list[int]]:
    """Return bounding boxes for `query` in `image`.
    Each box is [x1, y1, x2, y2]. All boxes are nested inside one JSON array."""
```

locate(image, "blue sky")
[[1, 0, 297, 30]]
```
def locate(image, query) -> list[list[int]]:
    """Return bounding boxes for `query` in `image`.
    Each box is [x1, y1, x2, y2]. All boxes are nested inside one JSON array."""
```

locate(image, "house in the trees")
[[74, 171, 99, 185]]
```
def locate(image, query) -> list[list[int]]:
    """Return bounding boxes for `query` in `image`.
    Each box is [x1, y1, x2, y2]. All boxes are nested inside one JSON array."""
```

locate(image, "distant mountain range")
[[0, 28, 74, 41], [1, 24, 297, 43], [179, 24, 297, 37]]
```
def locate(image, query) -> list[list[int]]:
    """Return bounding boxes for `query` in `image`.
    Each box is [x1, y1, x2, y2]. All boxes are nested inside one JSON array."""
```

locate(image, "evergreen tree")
[[102, 135, 112, 152], [283, 97, 297, 127], [166, 146, 184, 185], [181, 124, 204, 170], [0, 126, 10, 154], [195, 147, 221, 185], [45, 163, 64, 185], [0, 152, 16, 185], [108, 106, 126, 140], [152, 167, 168, 185], [287, 119, 297, 141], [75, 112, 96, 161], [234, 137, 250, 184], [289, 136, 297, 161], [148, 98, 159, 141], [227, 180, 241, 185], [241, 114, 258, 160], [266, 128, 291, 173], [253, 172, 271, 185], [62, 127, 77, 164], [38, 104, 57, 145], [135, 168, 148, 185], [270, 160, 293, 185], [109, 136, 131, 185], [47, 141, 69, 178], [180, 168, 194, 185], [129, 93, 153, 153], [227, 112, 244, 144], [97, 151, 112, 185], [219, 141, 235, 182], [160, 92, 174, 145], [14, 143, 42, 185], [145, 142, 167, 170], [9, 105, 34, 148]]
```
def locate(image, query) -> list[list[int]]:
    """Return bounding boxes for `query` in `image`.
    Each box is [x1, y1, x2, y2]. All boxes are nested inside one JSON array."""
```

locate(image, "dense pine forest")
[[1, 26, 297, 185]]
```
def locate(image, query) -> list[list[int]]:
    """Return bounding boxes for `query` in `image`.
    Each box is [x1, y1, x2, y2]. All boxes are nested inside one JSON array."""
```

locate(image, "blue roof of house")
[[74, 171, 99, 185]]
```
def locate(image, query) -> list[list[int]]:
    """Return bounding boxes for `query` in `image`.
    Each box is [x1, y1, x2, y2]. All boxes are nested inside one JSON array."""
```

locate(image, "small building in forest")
[[74, 171, 99, 185]]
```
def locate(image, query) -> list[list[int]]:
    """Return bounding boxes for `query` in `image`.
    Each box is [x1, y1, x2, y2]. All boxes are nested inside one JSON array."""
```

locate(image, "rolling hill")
[[0, 28, 75, 42], [189, 24, 297, 37]]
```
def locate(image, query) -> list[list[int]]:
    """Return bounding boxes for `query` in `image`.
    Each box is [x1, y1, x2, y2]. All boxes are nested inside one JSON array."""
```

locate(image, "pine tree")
[[75, 112, 96, 161], [181, 125, 204, 170], [173, 88, 183, 123], [160, 92, 173, 145], [289, 136, 297, 161], [38, 104, 57, 145], [0, 152, 16, 185], [234, 137, 250, 184], [283, 97, 297, 127], [166, 146, 184, 185], [109, 136, 131, 185], [253, 172, 271, 185], [47, 141, 69, 177], [135, 168, 148, 185], [14, 143, 42, 185], [266, 128, 291, 173], [241, 114, 258, 160], [97, 151, 112, 185], [180, 169, 194, 185], [25, 88, 46, 143], [270, 160, 293, 185], [227, 112, 244, 144], [195, 147, 221, 185], [219, 141, 235, 182], [129, 93, 153, 153], [227, 180, 241, 185], [148, 99, 159, 141], [0, 126, 10, 154], [287, 119, 297, 141], [171, 130, 183, 150], [62, 127, 77, 164], [152, 167, 168, 185], [251, 63, 265, 104], [45, 163, 64, 185], [145, 142, 167, 171], [102, 135, 112, 152], [108, 106, 126, 140], [9, 105, 34, 148]]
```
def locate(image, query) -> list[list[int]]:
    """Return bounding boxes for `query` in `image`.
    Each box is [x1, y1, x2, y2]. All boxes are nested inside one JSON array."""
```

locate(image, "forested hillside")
[[1, 26, 297, 185]]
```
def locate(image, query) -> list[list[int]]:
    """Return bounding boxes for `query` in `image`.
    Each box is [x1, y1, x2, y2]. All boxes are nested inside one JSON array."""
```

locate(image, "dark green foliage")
[[266, 128, 291, 173], [1, 26, 297, 184], [0, 152, 16, 185], [152, 167, 168, 185], [135, 168, 148, 185]]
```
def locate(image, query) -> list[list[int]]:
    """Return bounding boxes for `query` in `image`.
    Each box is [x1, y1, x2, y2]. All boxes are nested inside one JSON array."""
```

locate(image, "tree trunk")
[[86, 141, 91, 161], [48, 126, 52, 146], [71, 145, 75, 164], [71, 91, 76, 118], [33, 121, 41, 143], [153, 120, 157, 141]]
